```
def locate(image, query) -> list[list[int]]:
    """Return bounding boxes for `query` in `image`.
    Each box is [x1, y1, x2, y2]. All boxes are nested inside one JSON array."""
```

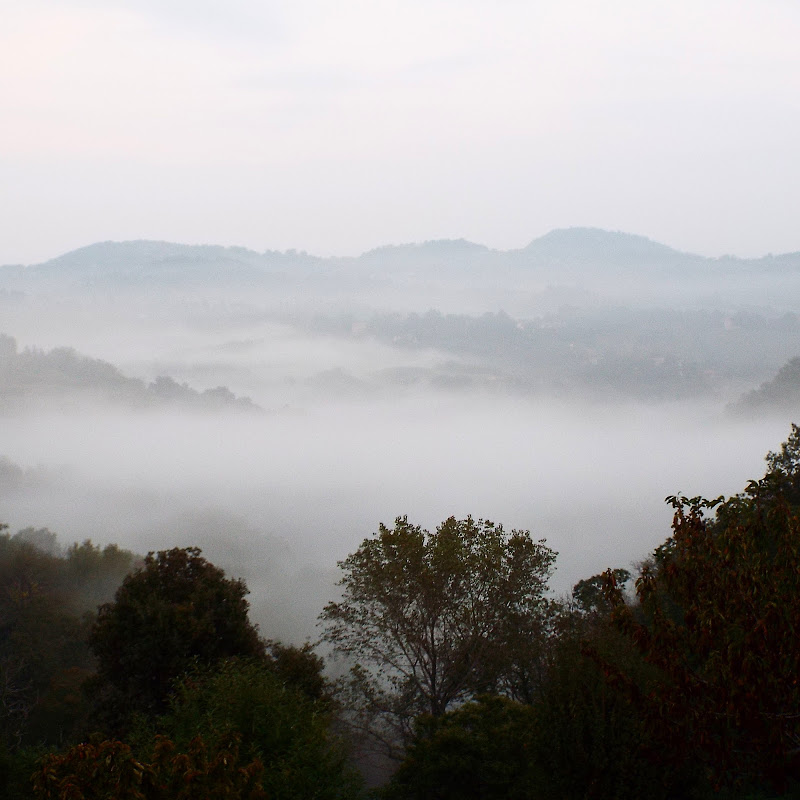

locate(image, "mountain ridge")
[[6, 227, 792, 269], [2, 228, 800, 304], [6, 228, 800, 271]]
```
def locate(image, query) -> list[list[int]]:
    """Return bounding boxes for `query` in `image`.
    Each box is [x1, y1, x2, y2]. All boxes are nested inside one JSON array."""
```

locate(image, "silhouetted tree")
[[89, 547, 264, 730], [605, 473, 800, 793], [382, 695, 538, 800], [265, 640, 329, 703]]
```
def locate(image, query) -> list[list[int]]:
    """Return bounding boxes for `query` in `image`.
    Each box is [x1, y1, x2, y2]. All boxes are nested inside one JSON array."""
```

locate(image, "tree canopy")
[[32, 734, 270, 800], [320, 515, 556, 754], [604, 481, 800, 792], [9, 424, 800, 797], [89, 547, 264, 728], [151, 658, 361, 800], [382, 695, 539, 800]]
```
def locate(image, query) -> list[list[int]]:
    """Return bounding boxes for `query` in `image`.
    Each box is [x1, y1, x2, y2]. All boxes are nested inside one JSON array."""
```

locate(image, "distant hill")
[[0, 334, 260, 414], [3, 229, 800, 307], [16, 240, 323, 290], [360, 238, 492, 265], [519, 228, 703, 270], [730, 356, 800, 416]]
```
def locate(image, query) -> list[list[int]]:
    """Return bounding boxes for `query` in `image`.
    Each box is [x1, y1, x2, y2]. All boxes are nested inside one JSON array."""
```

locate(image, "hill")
[[3, 229, 800, 312], [730, 356, 800, 416], [0, 334, 260, 414]]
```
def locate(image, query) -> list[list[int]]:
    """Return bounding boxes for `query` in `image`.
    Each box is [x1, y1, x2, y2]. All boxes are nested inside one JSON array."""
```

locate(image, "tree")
[[572, 568, 630, 615], [529, 602, 693, 800], [319, 516, 556, 755], [150, 658, 361, 800], [382, 695, 539, 800], [89, 548, 264, 729], [382, 611, 685, 800], [264, 640, 329, 703], [605, 484, 800, 793], [762, 421, 800, 505], [0, 527, 138, 798], [0, 529, 105, 751]]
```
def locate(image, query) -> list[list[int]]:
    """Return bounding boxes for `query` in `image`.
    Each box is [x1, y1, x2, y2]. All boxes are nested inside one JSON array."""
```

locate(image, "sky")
[[2, 0, 799, 264]]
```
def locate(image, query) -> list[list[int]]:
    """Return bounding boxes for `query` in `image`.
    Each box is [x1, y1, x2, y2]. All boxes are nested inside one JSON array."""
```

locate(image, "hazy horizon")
[[5, 225, 800, 269], [3, 0, 800, 646], [3, 1, 800, 265]]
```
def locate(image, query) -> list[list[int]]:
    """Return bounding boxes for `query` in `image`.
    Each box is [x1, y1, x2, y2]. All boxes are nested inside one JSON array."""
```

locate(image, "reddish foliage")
[[32, 734, 268, 799], [605, 492, 800, 791]]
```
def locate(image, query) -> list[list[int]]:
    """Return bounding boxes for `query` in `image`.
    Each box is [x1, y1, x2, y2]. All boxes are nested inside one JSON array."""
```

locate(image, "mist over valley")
[[5, 5, 800, 792], [2, 228, 799, 642]]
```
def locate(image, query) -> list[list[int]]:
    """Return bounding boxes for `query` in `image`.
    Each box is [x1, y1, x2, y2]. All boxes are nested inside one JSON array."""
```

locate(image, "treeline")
[[3, 428, 800, 797], [300, 307, 800, 402], [0, 334, 260, 414], [731, 356, 800, 415], [0, 539, 358, 799]]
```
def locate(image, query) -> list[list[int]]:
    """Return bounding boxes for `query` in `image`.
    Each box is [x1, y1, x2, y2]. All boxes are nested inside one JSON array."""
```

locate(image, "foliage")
[[264, 639, 330, 703], [381, 695, 539, 800], [89, 547, 264, 730], [572, 568, 630, 615], [384, 596, 696, 800], [62, 540, 138, 615], [320, 516, 556, 755], [0, 529, 136, 751], [536, 605, 701, 799], [605, 482, 800, 793], [761, 421, 800, 505], [151, 658, 361, 800], [31, 734, 268, 799], [0, 742, 46, 800]]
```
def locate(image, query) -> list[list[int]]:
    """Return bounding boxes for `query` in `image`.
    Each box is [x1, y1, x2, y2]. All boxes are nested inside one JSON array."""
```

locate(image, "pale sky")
[[2, 0, 799, 264]]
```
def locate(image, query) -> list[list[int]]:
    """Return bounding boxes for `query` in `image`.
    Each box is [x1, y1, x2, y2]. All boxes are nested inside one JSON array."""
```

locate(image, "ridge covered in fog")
[[2, 227, 800, 409], [1, 226, 799, 645], [0, 334, 260, 414], [3, 228, 800, 302]]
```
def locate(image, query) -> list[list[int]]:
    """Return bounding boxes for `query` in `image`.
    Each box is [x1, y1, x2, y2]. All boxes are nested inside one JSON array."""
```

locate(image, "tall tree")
[[605, 483, 800, 793], [89, 547, 264, 729], [320, 516, 556, 755]]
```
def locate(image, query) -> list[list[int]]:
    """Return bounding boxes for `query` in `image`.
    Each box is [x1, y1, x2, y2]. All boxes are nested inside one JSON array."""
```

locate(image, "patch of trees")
[[300, 307, 800, 401], [4, 426, 800, 797], [0, 529, 137, 753], [0, 538, 360, 799], [730, 355, 800, 415], [0, 334, 260, 413]]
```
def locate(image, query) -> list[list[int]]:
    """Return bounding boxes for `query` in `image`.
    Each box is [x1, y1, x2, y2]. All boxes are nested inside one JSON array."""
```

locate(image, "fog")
[[0, 395, 790, 642], [2, 231, 800, 644]]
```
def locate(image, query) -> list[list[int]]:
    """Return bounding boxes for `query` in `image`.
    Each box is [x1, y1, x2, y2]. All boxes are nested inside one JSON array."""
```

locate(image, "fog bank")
[[0, 395, 789, 640]]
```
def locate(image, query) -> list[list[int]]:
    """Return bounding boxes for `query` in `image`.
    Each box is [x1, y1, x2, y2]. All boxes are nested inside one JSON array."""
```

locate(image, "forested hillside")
[[3, 425, 800, 798], [5, 231, 800, 410], [0, 334, 259, 413], [731, 357, 800, 416]]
